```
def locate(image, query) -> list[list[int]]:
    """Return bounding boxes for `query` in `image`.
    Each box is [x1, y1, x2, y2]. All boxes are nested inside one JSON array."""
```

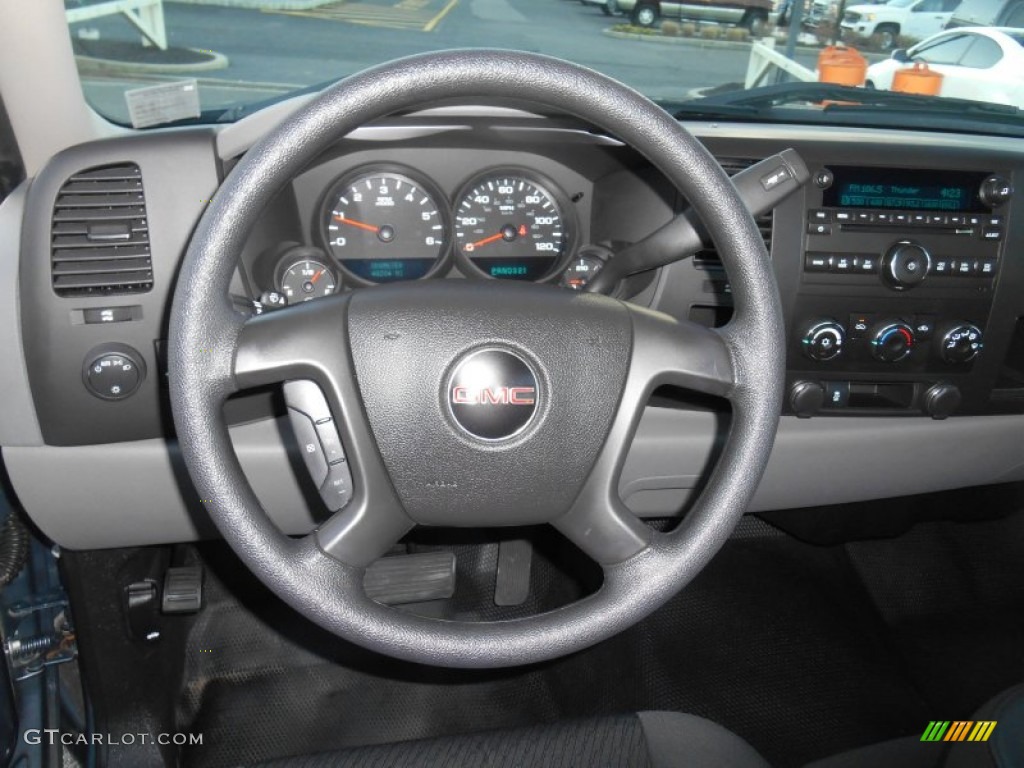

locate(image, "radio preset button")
[[978, 259, 997, 276], [954, 260, 974, 276], [932, 257, 954, 274], [858, 255, 879, 272]]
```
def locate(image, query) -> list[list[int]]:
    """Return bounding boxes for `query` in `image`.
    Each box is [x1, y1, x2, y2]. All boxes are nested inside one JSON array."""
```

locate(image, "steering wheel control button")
[[315, 421, 346, 464], [941, 324, 984, 364], [320, 462, 353, 511], [882, 241, 931, 291], [801, 320, 845, 362], [447, 348, 539, 441], [82, 346, 144, 400], [287, 408, 329, 488], [283, 380, 333, 423], [871, 322, 915, 363]]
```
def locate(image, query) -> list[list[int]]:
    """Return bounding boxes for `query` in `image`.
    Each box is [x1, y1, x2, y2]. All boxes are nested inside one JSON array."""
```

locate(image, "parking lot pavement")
[[266, 0, 459, 32]]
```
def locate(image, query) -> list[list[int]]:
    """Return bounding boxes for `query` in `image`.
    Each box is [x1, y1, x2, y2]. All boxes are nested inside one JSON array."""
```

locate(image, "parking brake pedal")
[[364, 552, 456, 605], [494, 540, 532, 607], [162, 566, 203, 614]]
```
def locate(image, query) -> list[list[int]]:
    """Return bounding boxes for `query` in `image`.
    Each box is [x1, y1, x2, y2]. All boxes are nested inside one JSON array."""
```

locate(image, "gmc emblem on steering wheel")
[[447, 348, 540, 441]]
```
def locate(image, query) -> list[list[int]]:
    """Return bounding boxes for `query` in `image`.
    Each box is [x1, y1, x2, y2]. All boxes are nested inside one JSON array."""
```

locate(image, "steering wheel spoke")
[[234, 298, 414, 567]]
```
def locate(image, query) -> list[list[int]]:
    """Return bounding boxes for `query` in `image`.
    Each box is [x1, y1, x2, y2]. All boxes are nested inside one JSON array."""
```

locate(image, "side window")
[[914, 34, 974, 64], [958, 37, 1003, 68], [941, 0, 961, 11], [914, 0, 942, 12]]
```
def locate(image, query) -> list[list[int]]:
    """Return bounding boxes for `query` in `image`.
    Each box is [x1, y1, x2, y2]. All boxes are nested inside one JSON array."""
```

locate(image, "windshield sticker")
[[125, 80, 201, 129]]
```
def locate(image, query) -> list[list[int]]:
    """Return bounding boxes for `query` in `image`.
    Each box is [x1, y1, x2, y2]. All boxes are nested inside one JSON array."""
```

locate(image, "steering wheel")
[[169, 50, 785, 669]]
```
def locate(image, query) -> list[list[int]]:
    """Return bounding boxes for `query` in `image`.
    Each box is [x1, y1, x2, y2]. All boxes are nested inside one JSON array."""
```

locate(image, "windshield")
[[64, 0, 1024, 134]]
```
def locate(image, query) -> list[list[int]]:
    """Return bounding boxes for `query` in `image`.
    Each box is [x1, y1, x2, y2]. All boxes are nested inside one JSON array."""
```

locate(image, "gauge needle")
[[333, 215, 379, 233], [310, 269, 325, 284], [465, 232, 504, 251]]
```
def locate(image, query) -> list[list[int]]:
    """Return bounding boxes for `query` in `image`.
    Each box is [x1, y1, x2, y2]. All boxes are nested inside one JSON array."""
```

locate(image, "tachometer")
[[453, 171, 572, 281], [320, 167, 450, 284]]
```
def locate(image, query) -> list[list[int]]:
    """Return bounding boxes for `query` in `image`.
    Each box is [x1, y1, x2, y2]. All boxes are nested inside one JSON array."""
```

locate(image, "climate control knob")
[[801, 320, 845, 361], [941, 323, 984, 364], [881, 241, 931, 291], [871, 322, 915, 363]]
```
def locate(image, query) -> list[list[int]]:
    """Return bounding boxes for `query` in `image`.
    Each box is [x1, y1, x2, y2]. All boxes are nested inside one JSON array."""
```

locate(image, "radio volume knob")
[[871, 322, 915, 363], [941, 324, 984, 364], [881, 242, 931, 291]]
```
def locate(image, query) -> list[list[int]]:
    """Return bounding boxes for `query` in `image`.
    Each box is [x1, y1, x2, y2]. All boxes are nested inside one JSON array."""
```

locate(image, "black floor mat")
[[177, 514, 1024, 768]]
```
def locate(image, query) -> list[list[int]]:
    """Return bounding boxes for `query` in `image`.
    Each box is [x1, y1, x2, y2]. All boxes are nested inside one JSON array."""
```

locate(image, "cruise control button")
[[320, 462, 353, 512], [315, 420, 346, 464], [288, 407, 328, 488], [283, 380, 333, 423]]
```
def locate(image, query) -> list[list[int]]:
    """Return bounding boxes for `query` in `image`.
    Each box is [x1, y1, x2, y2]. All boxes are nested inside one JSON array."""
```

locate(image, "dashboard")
[[3, 105, 1024, 549]]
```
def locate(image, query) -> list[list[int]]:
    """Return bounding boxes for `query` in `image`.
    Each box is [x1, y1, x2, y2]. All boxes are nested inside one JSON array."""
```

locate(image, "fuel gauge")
[[279, 258, 337, 303]]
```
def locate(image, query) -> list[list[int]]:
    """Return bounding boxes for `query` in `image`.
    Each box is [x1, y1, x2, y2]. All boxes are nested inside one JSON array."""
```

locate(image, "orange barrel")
[[817, 46, 868, 87], [891, 63, 943, 96]]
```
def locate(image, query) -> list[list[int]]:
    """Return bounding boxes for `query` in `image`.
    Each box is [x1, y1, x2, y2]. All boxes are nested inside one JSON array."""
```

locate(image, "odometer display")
[[321, 168, 449, 284], [454, 172, 570, 281]]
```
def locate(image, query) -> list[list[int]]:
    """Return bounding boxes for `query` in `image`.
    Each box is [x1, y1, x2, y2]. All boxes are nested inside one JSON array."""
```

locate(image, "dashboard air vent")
[[51, 163, 153, 296], [693, 157, 773, 269]]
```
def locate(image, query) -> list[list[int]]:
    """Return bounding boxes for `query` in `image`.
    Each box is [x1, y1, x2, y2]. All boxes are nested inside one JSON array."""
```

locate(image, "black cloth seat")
[[256, 711, 771, 768], [256, 684, 1024, 768]]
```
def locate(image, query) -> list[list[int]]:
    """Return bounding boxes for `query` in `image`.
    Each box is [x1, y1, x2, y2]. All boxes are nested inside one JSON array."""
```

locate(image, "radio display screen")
[[823, 167, 987, 212]]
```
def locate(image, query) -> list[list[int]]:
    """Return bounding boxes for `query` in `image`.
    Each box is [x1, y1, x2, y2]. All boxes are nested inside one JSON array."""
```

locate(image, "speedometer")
[[453, 171, 572, 281], [320, 166, 450, 285]]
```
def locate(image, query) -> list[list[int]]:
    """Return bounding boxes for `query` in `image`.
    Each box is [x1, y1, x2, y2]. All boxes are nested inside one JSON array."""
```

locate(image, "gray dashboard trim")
[[3, 417, 317, 550], [6, 410, 1023, 550], [0, 183, 44, 447]]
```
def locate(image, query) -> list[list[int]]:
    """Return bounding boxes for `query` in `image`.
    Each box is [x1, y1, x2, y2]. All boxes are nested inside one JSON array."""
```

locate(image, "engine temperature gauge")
[[560, 248, 608, 291], [279, 258, 337, 303]]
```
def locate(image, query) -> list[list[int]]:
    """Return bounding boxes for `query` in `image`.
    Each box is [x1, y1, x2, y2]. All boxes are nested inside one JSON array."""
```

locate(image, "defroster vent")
[[51, 163, 153, 296], [693, 157, 773, 269]]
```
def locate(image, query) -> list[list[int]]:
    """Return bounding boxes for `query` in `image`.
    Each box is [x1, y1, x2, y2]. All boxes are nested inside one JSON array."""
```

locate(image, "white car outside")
[[841, 0, 961, 50], [865, 26, 1024, 107]]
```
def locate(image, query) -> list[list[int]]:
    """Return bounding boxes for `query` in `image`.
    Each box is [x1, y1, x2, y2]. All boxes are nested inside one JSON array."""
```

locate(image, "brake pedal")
[[364, 551, 456, 606]]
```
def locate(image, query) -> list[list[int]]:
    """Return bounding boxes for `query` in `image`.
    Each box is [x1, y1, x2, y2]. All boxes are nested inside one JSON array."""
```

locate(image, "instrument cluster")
[[262, 162, 604, 304]]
